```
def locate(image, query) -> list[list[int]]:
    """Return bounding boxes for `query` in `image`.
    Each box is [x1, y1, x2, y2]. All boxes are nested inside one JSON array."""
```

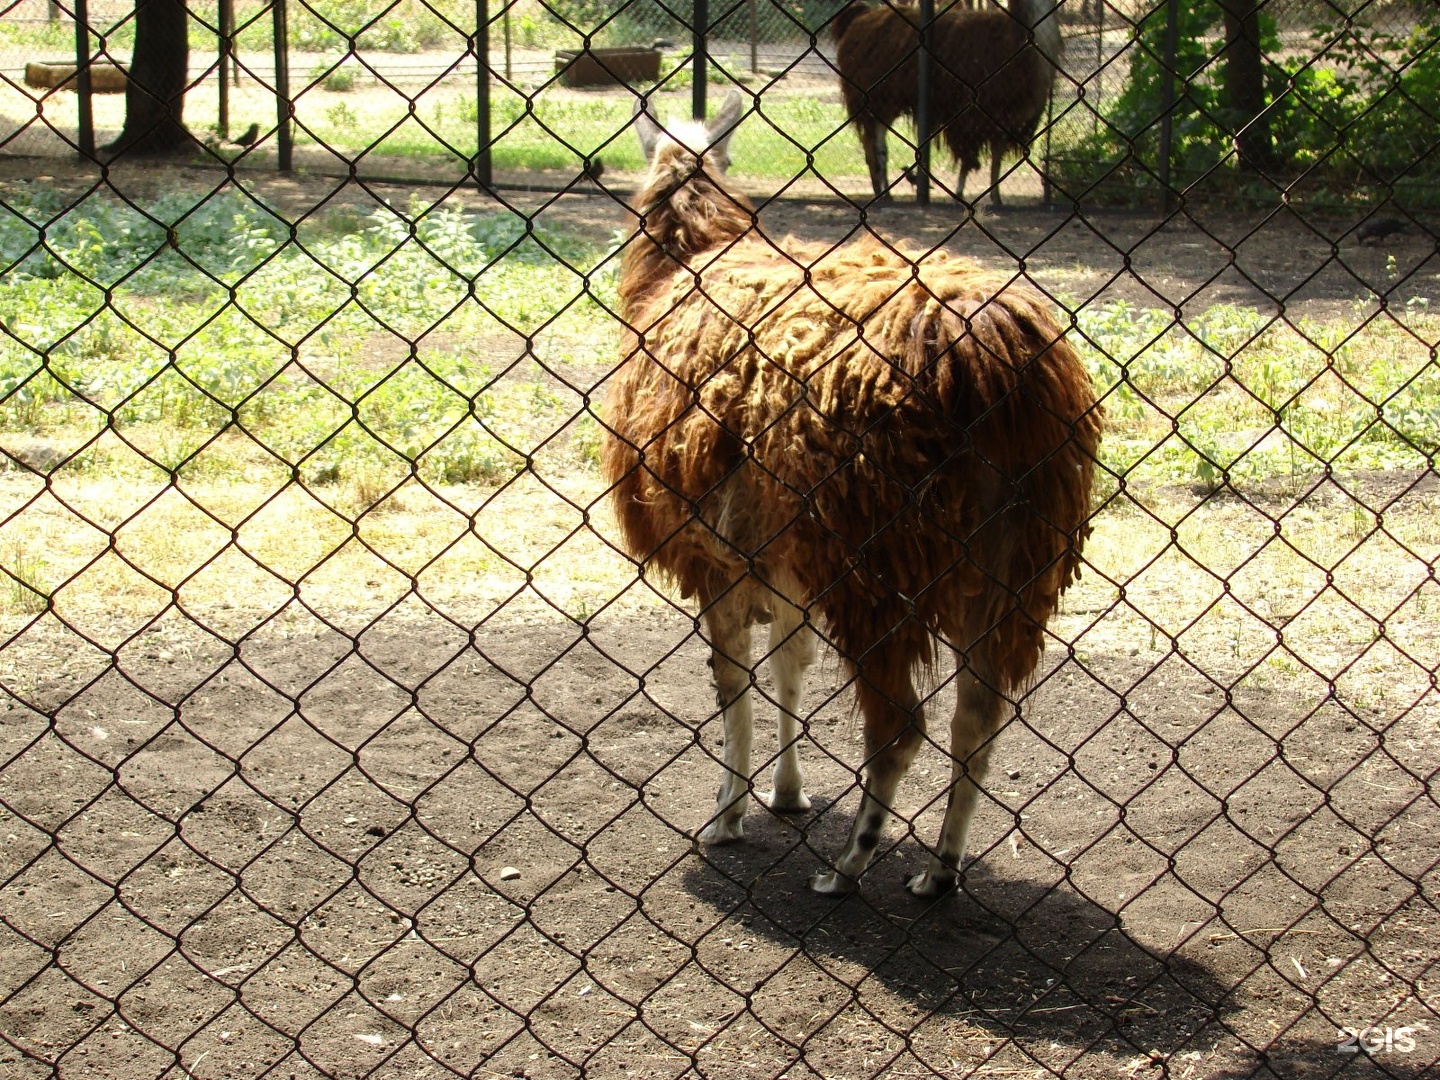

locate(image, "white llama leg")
[[811, 669, 923, 895], [758, 603, 813, 813], [907, 659, 1006, 897], [697, 596, 754, 844]]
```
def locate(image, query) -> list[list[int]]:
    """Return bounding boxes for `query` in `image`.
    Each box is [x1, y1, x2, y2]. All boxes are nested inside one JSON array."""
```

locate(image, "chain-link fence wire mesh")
[[0, 0, 1438, 1077]]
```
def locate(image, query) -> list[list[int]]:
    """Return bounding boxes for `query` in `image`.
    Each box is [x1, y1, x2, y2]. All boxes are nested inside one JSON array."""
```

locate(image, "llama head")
[[633, 90, 745, 182], [626, 89, 755, 259]]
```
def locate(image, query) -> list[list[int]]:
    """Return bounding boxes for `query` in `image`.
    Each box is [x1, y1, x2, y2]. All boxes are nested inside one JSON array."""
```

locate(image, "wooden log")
[[25, 60, 129, 93], [554, 47, 661, 88]]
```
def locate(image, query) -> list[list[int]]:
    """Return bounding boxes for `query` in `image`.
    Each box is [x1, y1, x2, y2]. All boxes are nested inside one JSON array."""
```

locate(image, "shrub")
[[1050, 7, 1440, 202], [291, 0, 466, 53]]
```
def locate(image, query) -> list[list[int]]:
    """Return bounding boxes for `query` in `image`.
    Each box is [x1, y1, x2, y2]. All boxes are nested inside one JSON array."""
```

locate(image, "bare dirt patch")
[[1, 604, 1434, 1079]]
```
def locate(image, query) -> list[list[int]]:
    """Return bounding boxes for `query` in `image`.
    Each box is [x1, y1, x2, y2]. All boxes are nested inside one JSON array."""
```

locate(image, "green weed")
[[0, 188, 610, 491], [1074, 299, 1440, 490], [2, 185, 1435, 504], [1, 542, 48, 616]]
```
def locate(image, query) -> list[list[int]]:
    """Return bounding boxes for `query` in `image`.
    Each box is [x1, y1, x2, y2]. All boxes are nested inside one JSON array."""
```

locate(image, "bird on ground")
[[1356, 216, 1410, 244]]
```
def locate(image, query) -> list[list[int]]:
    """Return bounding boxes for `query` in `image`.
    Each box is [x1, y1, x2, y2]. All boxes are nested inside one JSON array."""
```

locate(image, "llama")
[[833, 0, 1062, 205], [602, 91, 1101, 896]]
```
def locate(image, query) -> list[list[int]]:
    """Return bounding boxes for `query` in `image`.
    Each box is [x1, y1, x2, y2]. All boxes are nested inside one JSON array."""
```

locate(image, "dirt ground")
[[0, 157, 1437, 1079], [1, 608, 1435, 1080]]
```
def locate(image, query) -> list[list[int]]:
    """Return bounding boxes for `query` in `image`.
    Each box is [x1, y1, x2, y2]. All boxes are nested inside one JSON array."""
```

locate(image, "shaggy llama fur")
[[602, 92, 1102, 896], [833, 0, 1061, 205]]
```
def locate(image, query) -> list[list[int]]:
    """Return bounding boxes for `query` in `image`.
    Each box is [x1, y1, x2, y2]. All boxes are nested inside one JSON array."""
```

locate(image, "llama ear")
[[633, 96, 663, 161], [705, 90, 744, 161]]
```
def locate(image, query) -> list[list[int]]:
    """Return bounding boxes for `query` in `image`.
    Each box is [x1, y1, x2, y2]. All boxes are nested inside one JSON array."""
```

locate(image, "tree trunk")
[[1217, 0, 1275, 172], [105, 0, 192, 156]]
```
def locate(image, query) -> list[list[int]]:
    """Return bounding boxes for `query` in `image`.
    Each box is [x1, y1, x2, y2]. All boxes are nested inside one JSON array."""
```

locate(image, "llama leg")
[[698, 597, 754, 844], [907, 659, 1007, 897], [811, 661, 923, 895], [860, 118, 890, 202], [988, 144, 1005, 208], [955, 164, 972, 205], [759, 604, 814, 813]]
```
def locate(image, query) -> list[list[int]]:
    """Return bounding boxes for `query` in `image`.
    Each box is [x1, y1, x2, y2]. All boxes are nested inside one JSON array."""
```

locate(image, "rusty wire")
[[0, 1, 1436, 1078]]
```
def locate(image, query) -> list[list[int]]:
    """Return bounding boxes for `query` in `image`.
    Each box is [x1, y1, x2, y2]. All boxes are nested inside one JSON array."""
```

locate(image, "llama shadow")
[[679, 804, 1437, 1078]]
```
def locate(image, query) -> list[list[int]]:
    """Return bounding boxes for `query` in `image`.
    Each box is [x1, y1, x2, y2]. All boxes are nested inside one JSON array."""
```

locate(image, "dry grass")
[[3, 447, 1435, 724], [1063, 477, 1440, 707]]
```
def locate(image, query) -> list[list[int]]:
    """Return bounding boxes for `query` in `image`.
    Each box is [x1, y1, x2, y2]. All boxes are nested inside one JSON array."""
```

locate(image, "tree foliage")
[[1055, 2, 1440, 199]]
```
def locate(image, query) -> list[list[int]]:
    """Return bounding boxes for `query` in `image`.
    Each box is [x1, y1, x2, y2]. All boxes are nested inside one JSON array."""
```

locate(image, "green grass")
[[1074, 299, 1440, 493], [1, 186, 1436, 506], [0, 184, 1436, 642], [0, 187, 613, 489], [0, 0, 477, 56], [292, 88, 865, 182]]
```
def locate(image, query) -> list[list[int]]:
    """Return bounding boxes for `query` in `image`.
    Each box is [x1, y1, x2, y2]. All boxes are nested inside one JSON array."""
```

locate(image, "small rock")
[[1007, 769, 1022, 780], [499, 866, 521, 881], [7, 440, 66, 473]]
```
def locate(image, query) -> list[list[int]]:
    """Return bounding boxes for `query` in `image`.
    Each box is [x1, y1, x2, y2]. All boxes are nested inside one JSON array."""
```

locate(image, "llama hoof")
[[697, 817, 745, 845], [809, 869, 857, 896], [905, 870, 958, 898], [758, 789, 811, 813]]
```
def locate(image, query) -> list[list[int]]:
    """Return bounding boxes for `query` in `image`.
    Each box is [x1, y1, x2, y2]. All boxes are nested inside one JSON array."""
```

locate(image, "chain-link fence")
[[1, 1, 1437, 1078]]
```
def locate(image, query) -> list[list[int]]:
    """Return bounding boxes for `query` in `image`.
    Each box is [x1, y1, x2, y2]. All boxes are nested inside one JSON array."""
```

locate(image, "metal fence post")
[[693, 0, 709, 120], [749, 0, 758, 75], [219, 0, 233, 138], [272, 0, 292, 171], [72, 0, 94, 159], [476, 0, 491, 189], [915, 0, 934, 206], [1158, 0, 1180, 213]]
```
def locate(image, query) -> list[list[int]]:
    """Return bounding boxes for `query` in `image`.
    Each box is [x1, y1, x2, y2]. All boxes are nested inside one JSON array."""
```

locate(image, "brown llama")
[[833, 0, 1062, 205], [602, 90, 1101, 896]]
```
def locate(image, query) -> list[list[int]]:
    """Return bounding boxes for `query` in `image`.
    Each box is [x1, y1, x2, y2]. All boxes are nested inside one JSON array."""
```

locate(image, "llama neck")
[[620, 167, 756, 318], [1011, 0, 1062, 64]]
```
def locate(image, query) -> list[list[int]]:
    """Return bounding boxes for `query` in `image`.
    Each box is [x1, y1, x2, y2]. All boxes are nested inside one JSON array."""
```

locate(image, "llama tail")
[[905, 287, 1102, 684]]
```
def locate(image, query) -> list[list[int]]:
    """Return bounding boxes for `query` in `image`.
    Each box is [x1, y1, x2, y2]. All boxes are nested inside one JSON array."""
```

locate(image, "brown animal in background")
[[832, 0, 1062, 205], [602, 91, 1101, 896]]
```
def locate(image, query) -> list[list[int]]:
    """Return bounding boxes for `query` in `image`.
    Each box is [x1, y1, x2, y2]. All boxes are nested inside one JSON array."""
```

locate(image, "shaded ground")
[[0, 600, 1435, 1079]]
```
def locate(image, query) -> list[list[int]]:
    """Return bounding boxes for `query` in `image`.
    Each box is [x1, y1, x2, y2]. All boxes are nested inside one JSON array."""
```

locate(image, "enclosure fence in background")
[[0, 1, 1436, 1079]]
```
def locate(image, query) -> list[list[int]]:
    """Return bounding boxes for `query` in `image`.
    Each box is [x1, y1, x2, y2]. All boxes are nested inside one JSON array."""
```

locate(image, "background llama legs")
[[856, 115, 891, 202]]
